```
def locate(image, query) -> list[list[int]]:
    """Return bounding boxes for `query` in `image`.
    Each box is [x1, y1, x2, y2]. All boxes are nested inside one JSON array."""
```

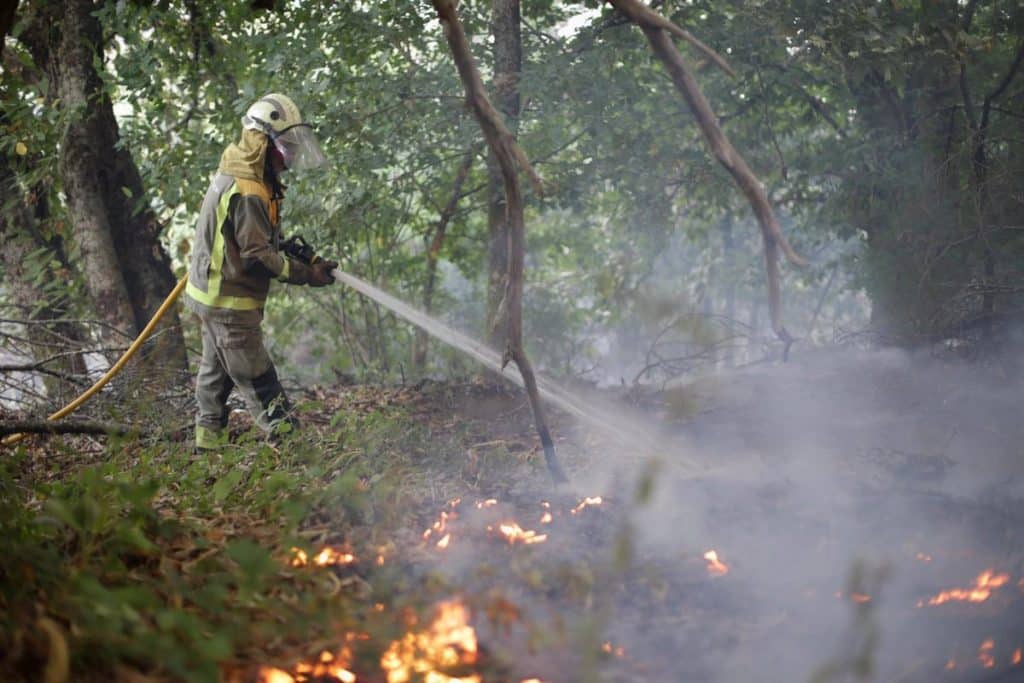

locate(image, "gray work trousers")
[[194, 311, 295, 448]]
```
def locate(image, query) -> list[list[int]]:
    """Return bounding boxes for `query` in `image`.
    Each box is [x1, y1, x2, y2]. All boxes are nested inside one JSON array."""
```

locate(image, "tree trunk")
[[25, 0, 187, 372], [485, 0, 522, 348], [432, 0, 567, 484]]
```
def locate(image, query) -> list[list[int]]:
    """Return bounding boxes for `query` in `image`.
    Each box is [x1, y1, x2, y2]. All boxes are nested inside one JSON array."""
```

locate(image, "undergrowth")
[[0, 392, 489, 683]]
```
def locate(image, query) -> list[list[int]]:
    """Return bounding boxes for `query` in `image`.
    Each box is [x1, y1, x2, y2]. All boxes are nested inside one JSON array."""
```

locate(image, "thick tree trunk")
[[432, 0, 567, 484], [485, 0, 522, 348], [27, 0, 187, 371]]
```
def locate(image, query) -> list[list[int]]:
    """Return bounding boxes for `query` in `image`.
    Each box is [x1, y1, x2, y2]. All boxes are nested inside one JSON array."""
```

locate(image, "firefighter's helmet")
[[242, 93, 325, 171]]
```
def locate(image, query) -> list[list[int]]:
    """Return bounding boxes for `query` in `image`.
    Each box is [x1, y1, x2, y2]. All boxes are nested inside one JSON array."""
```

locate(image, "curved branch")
[[607, 0, 807, 342], [604, 0, 736, 77]]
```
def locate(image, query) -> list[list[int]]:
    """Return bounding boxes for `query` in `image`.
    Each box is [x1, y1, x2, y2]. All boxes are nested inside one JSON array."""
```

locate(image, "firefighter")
[[185, 93, 336, 451]]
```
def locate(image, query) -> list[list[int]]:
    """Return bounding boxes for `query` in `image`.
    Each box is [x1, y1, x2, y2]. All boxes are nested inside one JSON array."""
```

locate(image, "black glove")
[[309, 259, 338, 287]]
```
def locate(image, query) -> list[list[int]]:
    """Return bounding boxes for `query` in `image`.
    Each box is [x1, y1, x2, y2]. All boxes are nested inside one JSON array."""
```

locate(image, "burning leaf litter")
[[291, 546, 356, 568], [420, 495, 610, 551], [570, 496, 603, 515], [916, 568, 1010, 607], [380, 599, 480, 683], [492, 522, 547, 545], [258, 646, 358, 683], [703, 549, 729, 576], [978, 638, 996, 668]]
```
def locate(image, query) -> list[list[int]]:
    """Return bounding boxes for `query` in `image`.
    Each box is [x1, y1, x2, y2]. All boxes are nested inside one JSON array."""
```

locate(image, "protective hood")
[[217, 129, 268, 182]]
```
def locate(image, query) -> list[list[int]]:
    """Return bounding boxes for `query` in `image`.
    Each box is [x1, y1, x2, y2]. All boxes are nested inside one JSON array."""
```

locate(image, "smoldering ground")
[[403, 346, 1024, 682]]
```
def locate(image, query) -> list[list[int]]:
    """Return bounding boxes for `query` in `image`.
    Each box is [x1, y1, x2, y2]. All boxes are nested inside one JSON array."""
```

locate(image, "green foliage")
[[6, 0, 1020, 390], [0, 407, 374, 679]]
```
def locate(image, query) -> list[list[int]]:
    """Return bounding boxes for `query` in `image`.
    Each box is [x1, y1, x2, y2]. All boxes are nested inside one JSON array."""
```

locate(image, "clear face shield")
[[271, 123, 326, 171]]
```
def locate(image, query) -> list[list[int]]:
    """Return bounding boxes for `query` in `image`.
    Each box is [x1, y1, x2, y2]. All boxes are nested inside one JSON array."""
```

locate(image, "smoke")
[[576, 346, 1024, 681], [408, 343, 1024, 681]]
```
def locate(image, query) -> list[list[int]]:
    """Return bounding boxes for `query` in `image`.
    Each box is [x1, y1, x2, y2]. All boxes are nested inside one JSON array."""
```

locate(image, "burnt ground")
[[305, 347, 1024, 683]]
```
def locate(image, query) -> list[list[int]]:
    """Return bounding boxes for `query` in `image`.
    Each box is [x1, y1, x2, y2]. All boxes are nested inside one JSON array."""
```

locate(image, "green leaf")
[[212, 469, 245, 503], [225, 539, 275, 586]]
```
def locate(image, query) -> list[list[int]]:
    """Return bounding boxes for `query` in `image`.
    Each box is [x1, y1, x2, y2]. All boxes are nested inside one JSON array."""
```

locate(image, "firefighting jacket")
[[185, 135, 315, 317]]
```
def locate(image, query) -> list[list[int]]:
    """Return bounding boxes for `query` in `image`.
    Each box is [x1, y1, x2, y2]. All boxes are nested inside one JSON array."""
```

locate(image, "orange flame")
[[257, 648, 356, 683], [436, 533, 451, 549], [380, 600, 480, 683], [495, 522, 548, 545], [915, 552, 932, 563], [1012, 648, 1022, 666], [601, 641, 626, 657], [944, 658, 956, 671], [423, 510, 456, 542], [539, 511, 552, 524], [917, 569, 1010, 607], [979, 638, 996, 668], [475, 498, 498, 509], [703, 550, 729, 576], [571, 496, 603, 515], [836, 591, 871, 604], [290, 547, 355, 568]]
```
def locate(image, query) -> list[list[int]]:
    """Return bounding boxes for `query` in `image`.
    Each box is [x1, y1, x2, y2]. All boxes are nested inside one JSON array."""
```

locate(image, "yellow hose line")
[[2, 275, 189, 447]]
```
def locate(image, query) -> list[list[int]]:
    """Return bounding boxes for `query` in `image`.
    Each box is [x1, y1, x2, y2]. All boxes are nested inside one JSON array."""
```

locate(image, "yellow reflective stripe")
[[206, 182, 240, 301], [186, 281, 263, 310], [277, 258, 291, 282]]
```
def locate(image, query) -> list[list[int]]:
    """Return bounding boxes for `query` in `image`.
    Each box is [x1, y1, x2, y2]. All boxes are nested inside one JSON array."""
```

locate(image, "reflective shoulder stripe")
[[185, 281, 263, 311], [205, 182, 241, 304], [277, 258, 291, 282]]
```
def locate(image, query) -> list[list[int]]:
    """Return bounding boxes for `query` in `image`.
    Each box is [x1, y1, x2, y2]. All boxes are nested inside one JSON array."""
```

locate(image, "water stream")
[[331, 268, 699, 469]]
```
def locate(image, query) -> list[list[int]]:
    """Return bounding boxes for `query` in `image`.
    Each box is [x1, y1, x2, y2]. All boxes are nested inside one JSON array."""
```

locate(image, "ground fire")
[[380, 600, 480, 683], [703, 549, 729, 576], [916, 568, 1011, 607], [291, 547, 357, 568]]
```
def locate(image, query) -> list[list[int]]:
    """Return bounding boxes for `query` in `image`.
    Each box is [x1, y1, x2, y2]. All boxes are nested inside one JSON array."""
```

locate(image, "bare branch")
[[606, 0, 807, 343], [603, 0, 736, 78]]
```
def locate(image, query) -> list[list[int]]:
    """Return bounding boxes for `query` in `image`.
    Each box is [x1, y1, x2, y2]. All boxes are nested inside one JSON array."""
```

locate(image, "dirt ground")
[[345, 347, 1024, 682]]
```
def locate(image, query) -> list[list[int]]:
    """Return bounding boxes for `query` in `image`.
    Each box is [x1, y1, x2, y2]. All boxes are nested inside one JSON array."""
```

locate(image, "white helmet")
[[242, 93, 326, 171]]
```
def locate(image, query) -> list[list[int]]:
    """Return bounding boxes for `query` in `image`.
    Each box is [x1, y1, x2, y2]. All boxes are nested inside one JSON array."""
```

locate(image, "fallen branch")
[[0, 420, 140, 438]]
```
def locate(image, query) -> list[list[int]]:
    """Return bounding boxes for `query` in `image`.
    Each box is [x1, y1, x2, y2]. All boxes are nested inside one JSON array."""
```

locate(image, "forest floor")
[[2, 347, 1023, 683]]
